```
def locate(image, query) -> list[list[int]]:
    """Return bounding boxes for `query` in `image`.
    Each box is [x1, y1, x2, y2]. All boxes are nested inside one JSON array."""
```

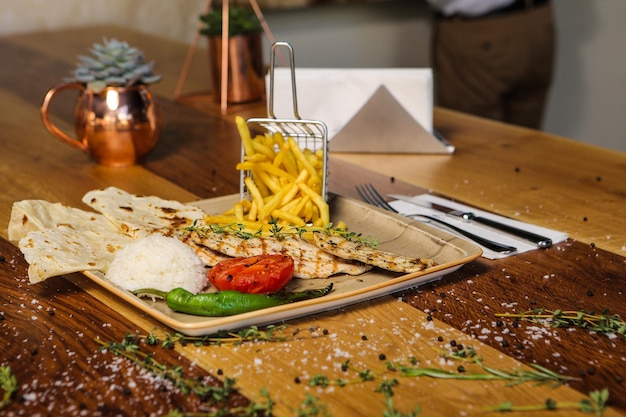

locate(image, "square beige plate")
[[84, 194, 482, 336]]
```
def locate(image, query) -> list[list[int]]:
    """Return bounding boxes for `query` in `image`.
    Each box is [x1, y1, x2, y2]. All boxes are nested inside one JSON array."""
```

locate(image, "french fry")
[[247, 200, 258, 222], [251, 140, 276, 159], [236, 116, 255, 157], [271, 209, 306, 227], [288, 137, 321, 191], [298, 182, 330, 226], [235, 202, 251, 222], [244, 176, 264, 213], [243, 153, 267, 163], [203, 116, 341, 239], [258, 184, 291, 222]]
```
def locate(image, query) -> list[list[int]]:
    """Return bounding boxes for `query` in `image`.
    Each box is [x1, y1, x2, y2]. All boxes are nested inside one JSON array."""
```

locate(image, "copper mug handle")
[[40, 82, 89, 152]]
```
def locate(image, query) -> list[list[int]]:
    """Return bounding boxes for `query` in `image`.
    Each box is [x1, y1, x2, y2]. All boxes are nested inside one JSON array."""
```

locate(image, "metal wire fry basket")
[[241, 41, 329, 202]]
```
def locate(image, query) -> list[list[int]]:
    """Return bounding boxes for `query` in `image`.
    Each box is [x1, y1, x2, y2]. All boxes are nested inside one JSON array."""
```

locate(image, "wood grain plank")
[[331, 108, 626, 256], [0, 236, 251, 416]]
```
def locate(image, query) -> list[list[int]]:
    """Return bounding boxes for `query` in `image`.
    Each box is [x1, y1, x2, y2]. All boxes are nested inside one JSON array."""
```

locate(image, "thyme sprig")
[[495, 308, 626, 339], [185, 218, 379, 247], [140, 324, 298, 349], [309, 348, 576, 390], [434, 347, 578, 387], [484, 388, 609, 417], [96, 337, 274, 416], [322, 223, 379, 248], [187, 221, 264, 240], [308, 362, 420, 417], [294, 394, 331, 417], [0, 366, 18, 410], [391, 357, 576, 387]]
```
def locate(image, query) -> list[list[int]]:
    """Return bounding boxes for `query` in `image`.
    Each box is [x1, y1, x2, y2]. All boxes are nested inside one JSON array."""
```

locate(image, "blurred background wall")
[[1, 0, 624, 152]]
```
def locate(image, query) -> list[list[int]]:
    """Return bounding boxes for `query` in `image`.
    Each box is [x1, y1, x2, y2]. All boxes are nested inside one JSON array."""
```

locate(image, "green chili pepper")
[[133, 283, 333, 317]]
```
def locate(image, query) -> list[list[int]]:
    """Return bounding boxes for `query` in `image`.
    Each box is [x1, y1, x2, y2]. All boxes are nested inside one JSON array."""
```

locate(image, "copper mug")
[[40, 83, 161, 167]]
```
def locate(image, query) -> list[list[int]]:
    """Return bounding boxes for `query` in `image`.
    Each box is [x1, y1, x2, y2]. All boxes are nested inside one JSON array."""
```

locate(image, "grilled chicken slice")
[[313, 233, 436, 273], [187, 230, 372, 279]]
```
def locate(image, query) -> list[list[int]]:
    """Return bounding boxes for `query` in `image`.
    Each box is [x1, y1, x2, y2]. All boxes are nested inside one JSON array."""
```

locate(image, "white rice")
[[106, 233, 207, 293]]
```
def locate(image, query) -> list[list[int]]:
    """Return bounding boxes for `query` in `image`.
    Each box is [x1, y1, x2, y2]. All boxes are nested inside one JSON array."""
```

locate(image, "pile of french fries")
[[203, 116, 340, 238]]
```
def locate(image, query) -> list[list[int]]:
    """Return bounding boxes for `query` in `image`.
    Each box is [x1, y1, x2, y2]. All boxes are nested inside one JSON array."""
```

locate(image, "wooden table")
[[1, 26, 625, 417]]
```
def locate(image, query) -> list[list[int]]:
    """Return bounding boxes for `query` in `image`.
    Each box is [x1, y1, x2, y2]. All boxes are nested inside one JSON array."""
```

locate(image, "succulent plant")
[[199, 6, 263, 37], [69, 38, 161, 93]]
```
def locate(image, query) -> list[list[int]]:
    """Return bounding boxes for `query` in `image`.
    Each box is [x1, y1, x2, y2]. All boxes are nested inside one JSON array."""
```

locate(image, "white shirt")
[[426, 0, 518, 17]]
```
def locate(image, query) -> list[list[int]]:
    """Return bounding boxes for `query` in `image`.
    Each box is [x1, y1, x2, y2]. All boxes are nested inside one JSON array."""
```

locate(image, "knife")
[[388, 194, 553, 248]]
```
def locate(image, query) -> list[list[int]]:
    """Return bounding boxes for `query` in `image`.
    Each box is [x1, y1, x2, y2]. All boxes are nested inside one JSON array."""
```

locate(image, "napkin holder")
[[268, 68, 454, 154]]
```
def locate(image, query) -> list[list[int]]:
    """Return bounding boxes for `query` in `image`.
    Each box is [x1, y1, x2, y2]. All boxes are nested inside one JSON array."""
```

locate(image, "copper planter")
[[208, 34, 265, 104], [40, 83, 161, 167]]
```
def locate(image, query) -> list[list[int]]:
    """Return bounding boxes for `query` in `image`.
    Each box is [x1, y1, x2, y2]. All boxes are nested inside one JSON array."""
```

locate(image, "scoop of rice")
[[106, 233, 207, 293]]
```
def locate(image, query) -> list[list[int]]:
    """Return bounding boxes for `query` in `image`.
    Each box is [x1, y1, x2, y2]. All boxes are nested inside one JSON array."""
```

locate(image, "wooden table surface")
[[1, 26, 625, 417]]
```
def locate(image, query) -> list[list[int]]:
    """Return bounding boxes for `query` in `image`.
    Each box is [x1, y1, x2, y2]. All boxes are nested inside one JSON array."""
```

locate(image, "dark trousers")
[[431, 2, 556, 129]]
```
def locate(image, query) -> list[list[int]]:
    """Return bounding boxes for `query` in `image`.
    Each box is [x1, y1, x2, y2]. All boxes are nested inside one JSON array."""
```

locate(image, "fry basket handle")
[[268, 41, 301, 120]]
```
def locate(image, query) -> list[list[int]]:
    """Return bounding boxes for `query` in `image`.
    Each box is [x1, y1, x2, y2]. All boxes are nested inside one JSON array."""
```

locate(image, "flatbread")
[[8, 188, 208, 284], [8, 199, 133, 283], [19, 226, 132, 283], [8, 200, 112, 242], [82, 187, 206, 238]]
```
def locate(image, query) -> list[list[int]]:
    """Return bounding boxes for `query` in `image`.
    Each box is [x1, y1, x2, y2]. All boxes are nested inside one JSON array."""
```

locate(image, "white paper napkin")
[[389, 195, 569, 259], [268, 68, 452, 154]]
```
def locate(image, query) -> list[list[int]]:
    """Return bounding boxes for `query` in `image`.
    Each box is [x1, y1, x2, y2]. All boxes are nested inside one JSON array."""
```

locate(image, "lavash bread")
[[8, 187, 207, 284], [8, 200, 111, 242], [8, 199, 133, 283], [82, 187, 206, 238], [19, 225, 133, 283]]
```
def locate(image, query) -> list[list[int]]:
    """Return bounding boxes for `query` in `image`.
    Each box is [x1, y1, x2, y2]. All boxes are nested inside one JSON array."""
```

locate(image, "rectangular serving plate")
[[84, 193, 482, 336]]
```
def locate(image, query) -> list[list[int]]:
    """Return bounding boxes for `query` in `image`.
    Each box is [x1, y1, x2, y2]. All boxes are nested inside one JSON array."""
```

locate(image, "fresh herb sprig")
[[185, 218, 379, 247], [117, 324, 316, 350], [322, 223, 379, 248], [484, 388, 609, 417], [0, 366, 17, 410], [393, 357, 576, 387], [309, 348, 576, 390], [495, 309, 626, 340], [96, 337, 274, 416], [295, 394, 332, 417], [142, 324, 296, 349]]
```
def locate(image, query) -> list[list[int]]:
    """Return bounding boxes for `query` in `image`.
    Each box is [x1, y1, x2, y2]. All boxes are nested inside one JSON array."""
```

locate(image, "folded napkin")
[[389, 195, 569, 259], [269, 68, 453, 154]]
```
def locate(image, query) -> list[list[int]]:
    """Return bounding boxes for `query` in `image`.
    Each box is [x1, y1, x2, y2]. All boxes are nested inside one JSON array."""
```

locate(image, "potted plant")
[[199, 5, 265, 104], [40, 38, 162, 166]]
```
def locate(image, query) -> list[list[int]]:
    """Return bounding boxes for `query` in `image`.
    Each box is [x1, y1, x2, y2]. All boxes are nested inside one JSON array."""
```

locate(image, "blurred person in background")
[[426, 0, 555, 130]]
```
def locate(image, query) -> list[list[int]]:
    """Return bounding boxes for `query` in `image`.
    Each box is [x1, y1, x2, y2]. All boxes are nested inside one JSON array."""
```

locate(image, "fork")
[[356, 184, 517, 253]]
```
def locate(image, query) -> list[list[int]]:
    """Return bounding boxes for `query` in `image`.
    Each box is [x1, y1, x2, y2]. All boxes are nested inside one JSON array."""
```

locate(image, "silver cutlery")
[[356, 184, 517, 253], [389, 194, 553, 248]]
